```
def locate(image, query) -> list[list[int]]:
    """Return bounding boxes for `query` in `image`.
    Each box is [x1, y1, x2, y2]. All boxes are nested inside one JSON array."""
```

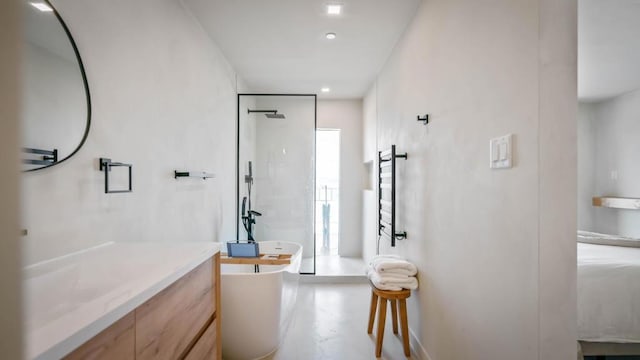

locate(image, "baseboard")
[[300, 274, 368, 284], [409, 327, 432, 360]]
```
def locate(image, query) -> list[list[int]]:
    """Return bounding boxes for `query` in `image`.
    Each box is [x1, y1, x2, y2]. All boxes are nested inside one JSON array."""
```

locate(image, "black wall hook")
[[417, 114, 429, 125], [174, 171, 215, 180]]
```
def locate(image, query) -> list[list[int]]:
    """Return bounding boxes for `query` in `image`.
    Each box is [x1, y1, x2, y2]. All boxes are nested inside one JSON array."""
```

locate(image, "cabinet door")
[[135, 257, 215, 360], [64, 312, 135, 360], [185, 319, 218, 360]]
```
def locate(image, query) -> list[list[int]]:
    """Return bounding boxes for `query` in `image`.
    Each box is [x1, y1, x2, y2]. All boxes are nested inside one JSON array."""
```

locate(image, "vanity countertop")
[[23, 241, 220, 360]]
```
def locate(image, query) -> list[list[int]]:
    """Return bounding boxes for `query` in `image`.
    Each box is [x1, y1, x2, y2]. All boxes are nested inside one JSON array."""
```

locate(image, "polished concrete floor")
[[267, 282, 416, 360]]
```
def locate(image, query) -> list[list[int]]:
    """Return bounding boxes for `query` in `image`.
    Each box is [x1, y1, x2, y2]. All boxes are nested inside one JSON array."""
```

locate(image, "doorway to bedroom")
[[577, 0, 640, 358]]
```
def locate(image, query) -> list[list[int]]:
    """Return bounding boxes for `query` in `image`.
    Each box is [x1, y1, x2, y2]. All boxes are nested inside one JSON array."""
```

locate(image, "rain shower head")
[[247, 109, 286, 119], [265, 113, 285, 119]]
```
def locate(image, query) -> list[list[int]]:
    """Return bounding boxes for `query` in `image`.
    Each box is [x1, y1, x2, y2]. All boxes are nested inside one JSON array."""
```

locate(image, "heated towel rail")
[[378, 145, 407, 247]]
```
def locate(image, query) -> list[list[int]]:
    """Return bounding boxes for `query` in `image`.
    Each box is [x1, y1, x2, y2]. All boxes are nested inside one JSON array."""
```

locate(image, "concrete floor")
[[267, 282, 416, 360]]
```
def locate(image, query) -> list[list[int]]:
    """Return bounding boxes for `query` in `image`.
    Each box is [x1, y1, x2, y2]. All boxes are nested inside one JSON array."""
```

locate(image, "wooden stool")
[[367, 282, 411, 357]]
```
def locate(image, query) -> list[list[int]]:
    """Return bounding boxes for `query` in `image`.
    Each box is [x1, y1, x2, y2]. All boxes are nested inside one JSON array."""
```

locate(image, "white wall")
[[21, 0, 239, 265], [317, 100, 363, 257], [591, 89, 640, 237], [362, 84, 378, 262], [0, 0, 23, 357], [578, 102, 596, 231], [363, 0, 576, 359]]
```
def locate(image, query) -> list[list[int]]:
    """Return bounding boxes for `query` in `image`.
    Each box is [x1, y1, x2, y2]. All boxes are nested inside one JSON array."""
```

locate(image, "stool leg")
[[390, 299, 398, 334], [368, 292, 378, 334], [399, 299, 410, 357], [375, 297, 387, 358]]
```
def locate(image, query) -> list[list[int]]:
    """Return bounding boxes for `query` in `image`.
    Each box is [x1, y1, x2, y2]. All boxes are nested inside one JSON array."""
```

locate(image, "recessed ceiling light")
[[321, 87, 331, 93], [325, 32, 337, 40], [327, 4, 342, 15], [30, 2, 53, 12]]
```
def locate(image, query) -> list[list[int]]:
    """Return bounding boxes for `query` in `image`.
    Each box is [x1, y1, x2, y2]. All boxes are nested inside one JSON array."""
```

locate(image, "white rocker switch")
[[490, 134, 513, 169]]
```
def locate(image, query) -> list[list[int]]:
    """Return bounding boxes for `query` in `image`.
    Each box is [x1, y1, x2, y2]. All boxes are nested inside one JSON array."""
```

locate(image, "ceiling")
[[579, 0, 640, 102], [24, 1, 77, 62], [182, 0, 640, 102], [183, 0, 421, 99]]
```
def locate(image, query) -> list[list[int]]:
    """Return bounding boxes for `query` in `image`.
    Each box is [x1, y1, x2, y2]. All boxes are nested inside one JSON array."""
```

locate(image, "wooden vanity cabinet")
[[63, 253, 221, 360], [184, 319, 218, 360], [63, 312, 135, 360]]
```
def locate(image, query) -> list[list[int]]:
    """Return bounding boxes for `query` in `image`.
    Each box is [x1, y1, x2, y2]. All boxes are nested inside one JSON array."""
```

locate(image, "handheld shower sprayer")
[[242, 196, 247, 216], [245, 161, 253, 184], [242, 161, 261, 242]]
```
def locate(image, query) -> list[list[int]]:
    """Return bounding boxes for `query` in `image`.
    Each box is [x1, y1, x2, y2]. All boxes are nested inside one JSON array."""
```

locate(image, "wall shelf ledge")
[[592, 196, 640, 210]]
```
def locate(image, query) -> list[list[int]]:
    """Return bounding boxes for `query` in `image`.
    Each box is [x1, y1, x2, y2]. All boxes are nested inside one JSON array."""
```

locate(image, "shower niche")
[[237, 94, 317, 274]]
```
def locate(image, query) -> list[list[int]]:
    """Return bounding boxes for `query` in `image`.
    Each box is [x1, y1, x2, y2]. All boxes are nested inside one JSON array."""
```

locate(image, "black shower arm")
[[247, 109, 278, 114]]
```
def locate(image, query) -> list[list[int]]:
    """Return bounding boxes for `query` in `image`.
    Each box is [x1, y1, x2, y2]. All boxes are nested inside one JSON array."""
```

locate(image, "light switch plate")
[[490, 134, 513, 169]]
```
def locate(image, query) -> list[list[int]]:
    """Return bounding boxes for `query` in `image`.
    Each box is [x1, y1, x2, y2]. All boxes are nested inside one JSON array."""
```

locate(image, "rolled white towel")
[[376, 268, 416, 277], [365, 264, 373, 276], [368, 270, 402, 291], [365, 263, 414, 277], [367, 254, 403, 269], [370, 257, 417, 276], [368, 269, 419, 291], [373, 271, 415, 282], [365, 259, 403, 275], [367, 269, 418, 290]]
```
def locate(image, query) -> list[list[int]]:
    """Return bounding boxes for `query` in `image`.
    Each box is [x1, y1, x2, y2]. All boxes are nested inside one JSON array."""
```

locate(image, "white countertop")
[[23, 242, 220, 360]]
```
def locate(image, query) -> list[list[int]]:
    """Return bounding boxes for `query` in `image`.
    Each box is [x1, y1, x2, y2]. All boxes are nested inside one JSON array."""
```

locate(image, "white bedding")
[[578, 230, 640, 248], [578, 242, 640, 343]]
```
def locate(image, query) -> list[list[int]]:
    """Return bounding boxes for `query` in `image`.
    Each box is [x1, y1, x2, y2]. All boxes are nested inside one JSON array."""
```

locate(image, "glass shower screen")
[[237, 94, 316, 274]]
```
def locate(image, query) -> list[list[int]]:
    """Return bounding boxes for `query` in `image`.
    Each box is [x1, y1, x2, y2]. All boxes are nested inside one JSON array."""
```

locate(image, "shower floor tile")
[[301, 256, 367, 276], [266, 283, 418, 360]]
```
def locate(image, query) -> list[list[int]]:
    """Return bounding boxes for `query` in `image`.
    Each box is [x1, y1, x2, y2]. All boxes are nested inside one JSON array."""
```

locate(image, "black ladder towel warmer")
[[378, 145, 407, 247]]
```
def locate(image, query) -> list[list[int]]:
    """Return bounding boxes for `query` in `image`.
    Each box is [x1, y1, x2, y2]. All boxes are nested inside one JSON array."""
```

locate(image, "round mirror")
[[21, 0, 91, 172]]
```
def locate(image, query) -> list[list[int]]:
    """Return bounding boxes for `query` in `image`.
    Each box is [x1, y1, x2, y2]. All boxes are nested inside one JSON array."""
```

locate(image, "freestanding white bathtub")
[[220, 241, 302, 360]]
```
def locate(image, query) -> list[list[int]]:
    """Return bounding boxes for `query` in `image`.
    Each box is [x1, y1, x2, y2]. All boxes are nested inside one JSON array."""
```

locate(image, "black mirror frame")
[[24, 0, 91, 172]]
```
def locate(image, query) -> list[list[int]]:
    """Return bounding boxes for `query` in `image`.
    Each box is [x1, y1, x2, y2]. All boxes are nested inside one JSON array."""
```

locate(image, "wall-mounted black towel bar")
[[22, 147, 58, 165], [174, 171, 215, 180], [378, 145, 407, 247], [99, 158, 132, 194]]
